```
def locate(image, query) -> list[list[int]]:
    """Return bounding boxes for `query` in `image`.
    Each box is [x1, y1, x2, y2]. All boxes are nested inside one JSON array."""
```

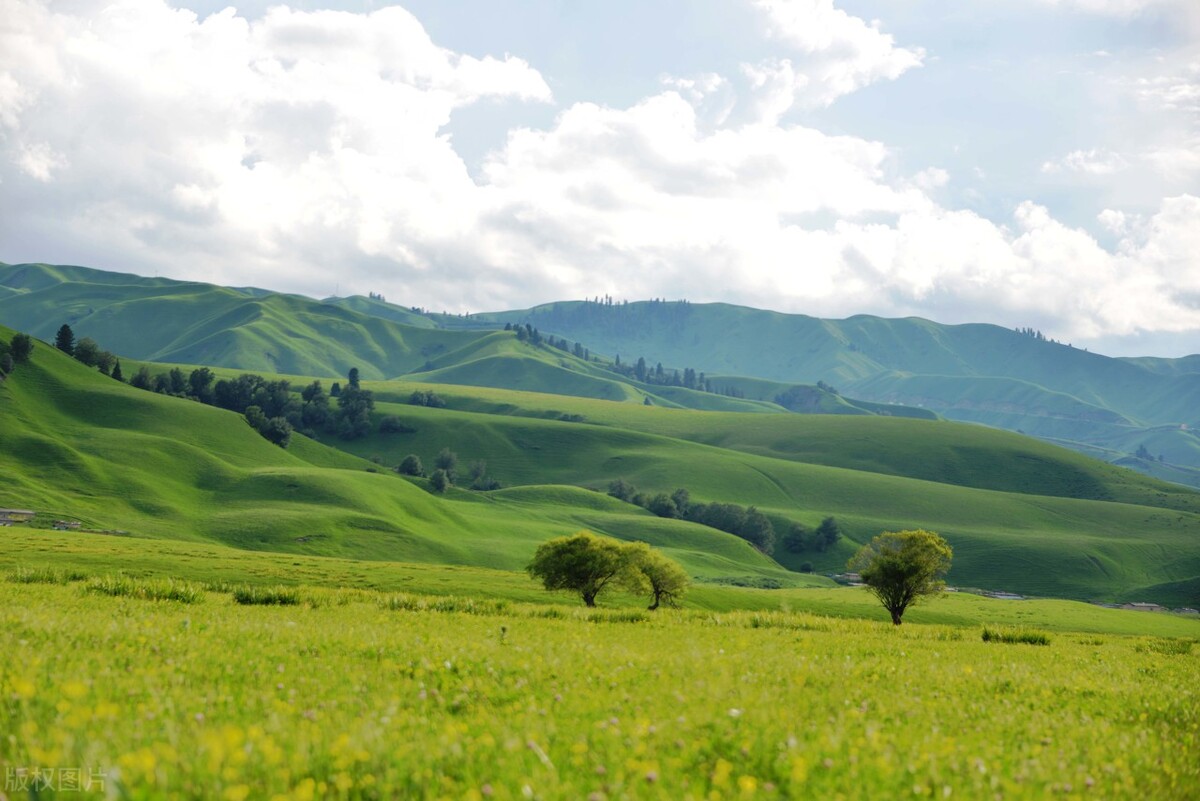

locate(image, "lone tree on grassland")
[[625, 542, 691, 610], [848, 529, 952, 625], [528, 532, 690, 609]]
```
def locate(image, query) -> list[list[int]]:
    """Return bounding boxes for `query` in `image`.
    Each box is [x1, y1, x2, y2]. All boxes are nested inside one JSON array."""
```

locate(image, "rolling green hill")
[[0, 328, 804, 584], [0, 262, 916, 417], [6, 322, 1200, 604], [438, 299, 1200, 482]]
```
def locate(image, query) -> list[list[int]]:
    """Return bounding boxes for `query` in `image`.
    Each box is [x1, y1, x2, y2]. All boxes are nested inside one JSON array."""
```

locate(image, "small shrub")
[[86, 575, 204, 603], [981, 626, 1050, 646], [232, 585, 300, 606], [6, 566, 88, 584], [377, 593, 509, 615]]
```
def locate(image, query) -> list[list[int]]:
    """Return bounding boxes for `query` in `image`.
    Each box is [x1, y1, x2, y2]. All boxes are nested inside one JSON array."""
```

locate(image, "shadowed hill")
[[0, 326, 802, 583]]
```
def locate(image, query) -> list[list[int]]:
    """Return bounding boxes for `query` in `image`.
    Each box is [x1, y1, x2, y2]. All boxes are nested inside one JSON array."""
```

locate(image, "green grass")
[[83, 574, 205, 603], [231, 585, 302, 606], [3, 528, 1199, 637], [981, 625, 1052, 645], [2, 580, 1198, 800]]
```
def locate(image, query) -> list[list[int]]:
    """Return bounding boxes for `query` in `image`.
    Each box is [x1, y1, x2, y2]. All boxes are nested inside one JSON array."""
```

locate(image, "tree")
[[625, 542, 691, 610], [0, 353, 12, 375], [54, 324, 76, 356], [430, 468, 450, 493], [739, 507, 776, 554], [526, 531, 638, 607], [783, 524, 810, 553], [335, 372, 374, 439], [244, 405, 268, 431], [111, 359, 124, 382], [74, 337, 101, 367], [189, 368, 215, 403], [10, 334, 33, 364], [300, 381, 330, 429], [397, 454, 424, 476], [815, 516, 842, 551], [259, 417, 293, 448], [670, 488, 690, 517], [645, 493, 678, 519], [848, 529, 952, 625], [434, 448, 458, 481], [607, 478, 636, 503], [95, 351, 116, 376], [130, 366, 153, 390], [168, 367, 188, 396]]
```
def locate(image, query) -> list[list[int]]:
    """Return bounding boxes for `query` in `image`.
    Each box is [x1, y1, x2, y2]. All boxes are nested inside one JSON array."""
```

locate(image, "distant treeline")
[[606, 479, 841, 557]]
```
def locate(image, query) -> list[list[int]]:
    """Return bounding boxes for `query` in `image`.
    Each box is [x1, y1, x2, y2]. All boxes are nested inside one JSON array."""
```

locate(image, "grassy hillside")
[[438, 299, 1200, 483], [0, 329, 802, 584], [0, 263, 876, 415], [167, 369, 1197, 603], [0, 262, 489, 379]]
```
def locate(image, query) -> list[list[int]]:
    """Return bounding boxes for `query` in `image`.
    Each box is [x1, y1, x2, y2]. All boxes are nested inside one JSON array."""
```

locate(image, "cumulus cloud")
[[1033, 0, 1187, 16], [740, 0, 924, 116], [0, 0, 550, 288], [1041, 148, 1130, 175], [1, 0, 1198, 348]]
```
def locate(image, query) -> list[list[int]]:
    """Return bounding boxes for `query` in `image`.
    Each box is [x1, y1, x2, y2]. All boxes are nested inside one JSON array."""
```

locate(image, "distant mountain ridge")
[[4, 261, 1200, 484], [439, 299, 1200, 484]]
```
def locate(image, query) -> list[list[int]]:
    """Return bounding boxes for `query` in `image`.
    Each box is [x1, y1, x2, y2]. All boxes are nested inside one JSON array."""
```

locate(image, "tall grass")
[[231, 585, 300, 606], [981, 625, 1051, 646], [85, 575, 204, 603], [6, 566, 88, 585]]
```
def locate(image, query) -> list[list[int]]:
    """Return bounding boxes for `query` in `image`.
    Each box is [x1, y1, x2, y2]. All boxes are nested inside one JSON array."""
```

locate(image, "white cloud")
[[1033, 0, 1185, 17], [742, 0, 924, 114], [1, 0, 1198, 349], [1041, 148, 1130, 175], [0, 0, 550, 289]]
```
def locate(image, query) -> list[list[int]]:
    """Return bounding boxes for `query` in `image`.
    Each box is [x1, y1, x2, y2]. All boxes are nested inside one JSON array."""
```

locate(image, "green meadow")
[[1, 578, 1197, 800]]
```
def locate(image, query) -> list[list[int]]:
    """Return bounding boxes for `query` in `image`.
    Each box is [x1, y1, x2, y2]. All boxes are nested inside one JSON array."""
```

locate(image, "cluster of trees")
[[396, 448, 501, 492], [609, 356, 714, 393], [607, 479, 842, 557], [1135, 444, 1165, 463], [0, 331, 34, 376], [367, 291, 387, 302], [503, 322, 593, 361], [126, 364, 375, 447], [781, 516, 842, 554], [52, 324, 123, 379], [408, 390, 447, 408], [527, 531, 690, 609], [607, 480, 777, 553]]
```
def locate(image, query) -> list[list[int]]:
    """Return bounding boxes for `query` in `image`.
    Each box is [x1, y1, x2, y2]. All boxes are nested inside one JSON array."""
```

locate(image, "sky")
[[1, 0, 1198, 355]]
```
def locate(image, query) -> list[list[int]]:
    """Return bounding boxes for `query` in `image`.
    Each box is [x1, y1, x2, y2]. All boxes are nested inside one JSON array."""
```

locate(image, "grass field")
[[8, 329, 1200, 605], [1, 578, 1197, 800]]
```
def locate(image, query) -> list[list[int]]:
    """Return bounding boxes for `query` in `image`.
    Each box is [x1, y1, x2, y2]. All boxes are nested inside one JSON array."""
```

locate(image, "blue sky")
[[1, 0, 1197, 354]]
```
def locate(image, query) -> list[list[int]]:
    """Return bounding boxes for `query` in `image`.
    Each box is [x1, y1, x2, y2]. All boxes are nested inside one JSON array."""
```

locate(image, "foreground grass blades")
[[2, 582, 1197, 800]]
